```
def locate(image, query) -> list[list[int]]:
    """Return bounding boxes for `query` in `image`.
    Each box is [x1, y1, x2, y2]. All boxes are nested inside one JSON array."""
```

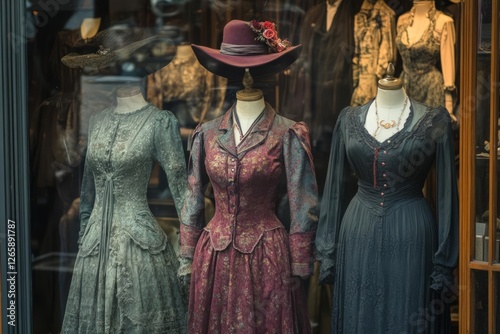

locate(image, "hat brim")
[[61, 36, 171, 73], [191, 44, 302, 79]]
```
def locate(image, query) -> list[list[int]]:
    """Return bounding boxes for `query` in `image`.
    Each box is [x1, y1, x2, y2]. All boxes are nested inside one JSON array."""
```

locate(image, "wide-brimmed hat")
[[191, 20, 302, 79], [61, 27, 173, 73]]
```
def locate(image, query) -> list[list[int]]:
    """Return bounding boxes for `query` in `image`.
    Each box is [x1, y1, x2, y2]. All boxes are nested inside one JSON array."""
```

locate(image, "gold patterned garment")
[[147, 53, 227, 127], [351, 0, 396, 107]]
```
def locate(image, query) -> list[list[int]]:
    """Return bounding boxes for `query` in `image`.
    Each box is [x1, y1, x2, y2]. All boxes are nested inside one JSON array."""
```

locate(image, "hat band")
[[220, 43, 268, 56]]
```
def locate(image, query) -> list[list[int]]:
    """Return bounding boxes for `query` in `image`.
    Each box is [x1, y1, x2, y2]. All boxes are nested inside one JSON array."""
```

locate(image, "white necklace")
[[372, 96, 409, 138]]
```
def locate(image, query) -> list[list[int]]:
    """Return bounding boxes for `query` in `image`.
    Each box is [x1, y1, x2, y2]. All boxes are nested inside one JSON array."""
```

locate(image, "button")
[[381, 162, 386, 166], [380, 202, 384, 206], [387, 140, 391, 143], [383, 150, 388, 155], [380, 192, 384, 196], [231, 168, 235, 172], [229, 225, 234, 230], [382, 173, 387, 178], [383, 184, 388, 188], [231, 158, 235, 162]]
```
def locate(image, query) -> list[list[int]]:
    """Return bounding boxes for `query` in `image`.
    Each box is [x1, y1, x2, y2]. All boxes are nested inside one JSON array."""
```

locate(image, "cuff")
[[177, 257, 193, 277], [179, 223, 203, 258], [318, 258, 335, 285], [289, 232, 315, 276], [430, 265, 455, 291]]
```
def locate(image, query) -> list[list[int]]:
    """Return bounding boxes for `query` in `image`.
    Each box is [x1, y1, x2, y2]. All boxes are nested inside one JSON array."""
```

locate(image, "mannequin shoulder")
[[435, 11, 455, 31]]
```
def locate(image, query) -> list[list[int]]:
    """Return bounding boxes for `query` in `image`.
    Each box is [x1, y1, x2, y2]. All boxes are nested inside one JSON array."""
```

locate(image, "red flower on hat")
[[248, 20, 291, 53], [262, 29, 276, 40]]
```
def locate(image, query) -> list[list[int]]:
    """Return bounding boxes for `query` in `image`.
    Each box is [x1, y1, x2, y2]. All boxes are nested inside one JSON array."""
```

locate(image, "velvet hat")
[[191, 20, 302, 79]]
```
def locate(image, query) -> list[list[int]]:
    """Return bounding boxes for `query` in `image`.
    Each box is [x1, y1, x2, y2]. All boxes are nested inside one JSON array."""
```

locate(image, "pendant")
[[380, 120, 396, 129]]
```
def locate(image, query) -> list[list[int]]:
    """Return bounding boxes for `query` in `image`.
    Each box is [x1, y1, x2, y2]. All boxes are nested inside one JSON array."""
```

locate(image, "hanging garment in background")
[[147, 53, 227, 128], [351, 0, 396, 106]]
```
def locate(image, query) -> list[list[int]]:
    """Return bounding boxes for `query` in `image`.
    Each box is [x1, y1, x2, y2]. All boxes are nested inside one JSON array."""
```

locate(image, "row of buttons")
[[379, 149, 389, 206]]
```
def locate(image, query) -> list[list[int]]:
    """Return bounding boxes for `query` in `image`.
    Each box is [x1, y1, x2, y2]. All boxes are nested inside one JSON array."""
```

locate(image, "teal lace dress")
[[62, 104, 188, 333]]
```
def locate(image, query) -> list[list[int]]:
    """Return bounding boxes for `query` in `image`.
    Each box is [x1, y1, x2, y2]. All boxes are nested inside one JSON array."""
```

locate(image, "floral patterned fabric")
[[351, 0, 396, 106], [316, 100, 458, 333], [62, 105, 188, 333], [180, 104, 318, 333]]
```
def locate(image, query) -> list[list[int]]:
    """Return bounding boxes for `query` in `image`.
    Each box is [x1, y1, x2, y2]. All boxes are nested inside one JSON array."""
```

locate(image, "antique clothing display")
[[181, 104, 318, 333], [316, 101, 458, 333], [396, 3, 456, 110], [351, 0, 396, 106], [62, 103, 188, 333]]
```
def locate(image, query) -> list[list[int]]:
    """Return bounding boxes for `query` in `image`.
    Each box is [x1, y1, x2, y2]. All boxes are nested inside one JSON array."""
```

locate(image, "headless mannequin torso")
[[114, 86, 149, 113], [398, 0, 457, 121]]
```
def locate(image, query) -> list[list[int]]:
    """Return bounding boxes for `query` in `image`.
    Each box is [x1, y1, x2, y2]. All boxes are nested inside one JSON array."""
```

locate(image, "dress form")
[[397, 0, 457, 121], [234, 69, 265, 146], [114, 86, 149, 113], [365, 65, 410, 143]]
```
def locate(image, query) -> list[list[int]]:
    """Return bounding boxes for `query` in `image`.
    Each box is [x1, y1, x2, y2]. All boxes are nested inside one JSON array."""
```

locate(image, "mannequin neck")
[[375, 87, 407, 109], [115, 86, 148, 113], [175, 44, 194, 60], [413, 1, 434, 17], [236, 98, 265, 120]]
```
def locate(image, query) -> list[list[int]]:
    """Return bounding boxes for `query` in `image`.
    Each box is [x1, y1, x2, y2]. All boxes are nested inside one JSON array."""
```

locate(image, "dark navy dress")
[[316, 100, 458, 333]]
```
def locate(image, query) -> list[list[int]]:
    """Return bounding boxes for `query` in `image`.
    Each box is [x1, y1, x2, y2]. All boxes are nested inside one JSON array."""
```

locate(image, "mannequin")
[[114, 86, 149, 113], [233, 69, 265, 146], [181, 20, 317, 333], [62, 82, 188, 333], [316, 64, 459, 333], [396, 0, 457, 122], [364, 67, 410, 143]]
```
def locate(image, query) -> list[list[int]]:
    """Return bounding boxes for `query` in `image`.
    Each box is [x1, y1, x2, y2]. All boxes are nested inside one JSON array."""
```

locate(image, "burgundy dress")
[[180, 104, 318, 333]]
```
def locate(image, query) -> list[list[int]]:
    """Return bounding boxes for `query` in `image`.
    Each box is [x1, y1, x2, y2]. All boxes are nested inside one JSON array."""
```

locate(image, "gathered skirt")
[[188, 228, 311, 334]]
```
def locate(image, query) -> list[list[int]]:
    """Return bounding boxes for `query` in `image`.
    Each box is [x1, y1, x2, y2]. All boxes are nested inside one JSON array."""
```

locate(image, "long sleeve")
[[315, 109, 349, 284], [179, 125, 208, 260], [283, 122, 319, 277], [78, 154, 95, 245], [440, 20, 456, 91], [153, 110, 187, 216], [78, 115, 97, 245], [430, 109, 459, 290]]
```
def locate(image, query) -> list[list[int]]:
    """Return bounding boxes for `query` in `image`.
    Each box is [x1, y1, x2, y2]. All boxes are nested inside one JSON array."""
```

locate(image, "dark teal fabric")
[[316, 100, 458, 333]]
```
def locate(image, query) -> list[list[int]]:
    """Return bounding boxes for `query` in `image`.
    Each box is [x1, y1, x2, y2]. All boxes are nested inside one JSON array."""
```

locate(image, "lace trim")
[[430, 264, 455, 291], [345, 102, 441, 151]]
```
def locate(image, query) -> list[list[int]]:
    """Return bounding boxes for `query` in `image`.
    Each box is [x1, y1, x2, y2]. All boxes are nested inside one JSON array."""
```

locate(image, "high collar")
[[217, 103, 276, 157]]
